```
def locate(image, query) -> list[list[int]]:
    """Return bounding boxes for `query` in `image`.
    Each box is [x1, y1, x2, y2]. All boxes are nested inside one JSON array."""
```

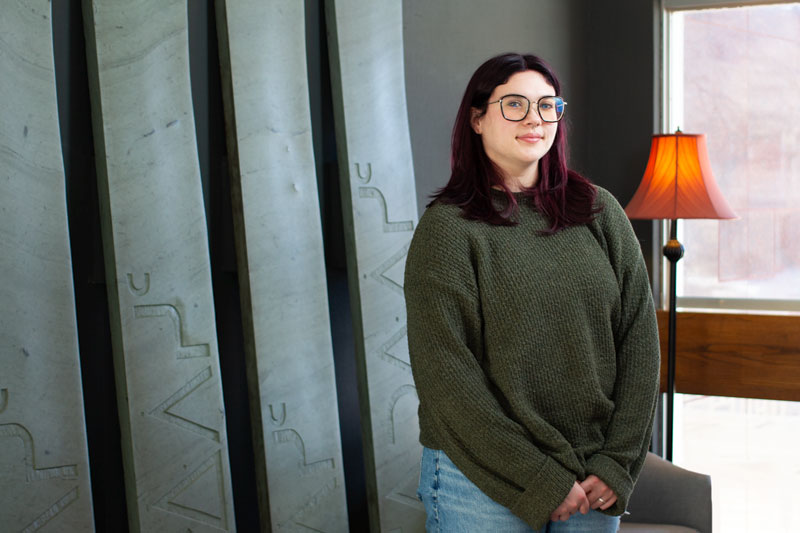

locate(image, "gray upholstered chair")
[[619, 452, 712, 533]]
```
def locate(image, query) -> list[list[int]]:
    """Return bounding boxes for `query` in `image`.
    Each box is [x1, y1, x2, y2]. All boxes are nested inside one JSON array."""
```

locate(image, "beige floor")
[[672, 395, 800, 533]]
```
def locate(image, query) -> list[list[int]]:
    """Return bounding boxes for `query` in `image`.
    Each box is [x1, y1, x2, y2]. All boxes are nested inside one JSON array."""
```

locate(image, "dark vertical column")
[[586, 0, 662, 454], [306, 2, 369, 530], [54, 0, 128, 529], [187, 2, 260, 531]]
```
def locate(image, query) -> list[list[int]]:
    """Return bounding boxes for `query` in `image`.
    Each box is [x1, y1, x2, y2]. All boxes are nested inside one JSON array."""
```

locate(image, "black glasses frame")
[[486, 94, 567, 123]]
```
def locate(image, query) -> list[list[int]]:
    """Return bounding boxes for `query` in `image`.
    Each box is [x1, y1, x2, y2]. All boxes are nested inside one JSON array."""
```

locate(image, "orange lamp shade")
[[625, 132, 736, 220]]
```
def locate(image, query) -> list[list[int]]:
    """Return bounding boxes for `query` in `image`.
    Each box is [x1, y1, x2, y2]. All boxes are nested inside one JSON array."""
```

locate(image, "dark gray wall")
[[586, 0, 662, 289], [404, 0, 590, 212]]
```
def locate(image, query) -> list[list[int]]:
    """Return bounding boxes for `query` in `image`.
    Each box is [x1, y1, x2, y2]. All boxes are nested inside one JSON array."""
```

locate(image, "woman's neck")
[[501, 165, 539, 192]]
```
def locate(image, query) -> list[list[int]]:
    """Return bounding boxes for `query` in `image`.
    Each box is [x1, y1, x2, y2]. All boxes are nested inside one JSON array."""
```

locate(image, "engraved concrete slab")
[[82, 1, 235, 530], [0, 2, 95, 531], [326, 1, 425, 530], [215, 1, 349, 531]]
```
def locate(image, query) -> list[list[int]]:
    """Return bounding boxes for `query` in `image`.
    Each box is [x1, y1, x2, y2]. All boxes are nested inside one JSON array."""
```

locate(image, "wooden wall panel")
[[0, 2, 95, 530], [83, 1, 236, 530], [326, 1, 426, 531], [657, 311, 800, 401], [215, 1, 349, 531]]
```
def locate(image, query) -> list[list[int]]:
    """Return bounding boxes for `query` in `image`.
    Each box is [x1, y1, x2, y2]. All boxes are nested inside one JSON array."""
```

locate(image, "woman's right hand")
[[549, 481, 590, 522]]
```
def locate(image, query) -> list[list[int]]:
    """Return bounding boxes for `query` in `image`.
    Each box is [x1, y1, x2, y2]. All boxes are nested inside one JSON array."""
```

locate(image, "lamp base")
[[664, 239, 684, 263], [664, 219, 683, 462]]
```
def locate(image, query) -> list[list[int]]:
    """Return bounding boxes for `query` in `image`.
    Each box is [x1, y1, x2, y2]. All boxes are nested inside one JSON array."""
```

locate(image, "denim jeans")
[[417, 447, 620, 533]]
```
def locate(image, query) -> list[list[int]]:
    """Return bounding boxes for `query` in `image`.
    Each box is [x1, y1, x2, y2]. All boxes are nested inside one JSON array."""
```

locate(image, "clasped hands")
[[549, 475, 617, 522]]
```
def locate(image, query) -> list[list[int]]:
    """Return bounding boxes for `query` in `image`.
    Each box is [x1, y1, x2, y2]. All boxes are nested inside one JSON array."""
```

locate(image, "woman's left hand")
[[579, 475, 617, 511]]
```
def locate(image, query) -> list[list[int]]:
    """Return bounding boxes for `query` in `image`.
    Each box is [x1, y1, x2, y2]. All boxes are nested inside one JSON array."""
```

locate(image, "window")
[[676, 394, 800, 533], [665, 1, 800, 312], [663, 3, 800, 532]]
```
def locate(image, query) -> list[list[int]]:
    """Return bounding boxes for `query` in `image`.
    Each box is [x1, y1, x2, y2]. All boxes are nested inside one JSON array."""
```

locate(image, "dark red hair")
[[432, 53, 600, 234]]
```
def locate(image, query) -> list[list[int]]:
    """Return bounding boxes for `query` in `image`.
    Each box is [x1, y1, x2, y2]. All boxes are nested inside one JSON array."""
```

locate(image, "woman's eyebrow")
[[502, 91, 557, 99]]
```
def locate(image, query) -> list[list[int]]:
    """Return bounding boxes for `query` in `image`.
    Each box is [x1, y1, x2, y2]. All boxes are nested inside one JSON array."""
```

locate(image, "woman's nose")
[[523, 105, 542, 125]]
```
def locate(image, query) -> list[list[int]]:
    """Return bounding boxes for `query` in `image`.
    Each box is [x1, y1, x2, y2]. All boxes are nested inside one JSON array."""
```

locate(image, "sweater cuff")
[[585, 453, 634, 515], [509, 456, 576, 529]]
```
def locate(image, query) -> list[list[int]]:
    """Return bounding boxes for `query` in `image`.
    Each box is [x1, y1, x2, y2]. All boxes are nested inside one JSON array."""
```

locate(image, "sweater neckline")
[[490, 187, 535, 204]]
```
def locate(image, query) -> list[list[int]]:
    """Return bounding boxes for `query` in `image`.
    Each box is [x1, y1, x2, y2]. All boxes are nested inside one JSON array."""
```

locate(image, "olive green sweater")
[[404, 186, 660, 529]]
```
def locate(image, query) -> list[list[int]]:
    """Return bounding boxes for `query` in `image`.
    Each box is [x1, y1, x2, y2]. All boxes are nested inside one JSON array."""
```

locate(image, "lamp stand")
[[664, 219, 684, 462]]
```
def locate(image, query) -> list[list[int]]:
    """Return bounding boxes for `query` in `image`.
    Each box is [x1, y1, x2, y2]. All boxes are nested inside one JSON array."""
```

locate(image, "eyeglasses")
[[486, 94, 567, 123]]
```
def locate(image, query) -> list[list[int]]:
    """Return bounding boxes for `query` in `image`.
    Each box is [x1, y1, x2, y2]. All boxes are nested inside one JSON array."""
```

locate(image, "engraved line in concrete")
[[134, 304, 210, 358], [355, 162, 372, 183], [153, 449, 227, 529], [21, 486, 80, 533], [273, 429, 335, 477], [369, 241, 410, 295], [295, 522, 326, 532], [268, 403, 286, 426], [387, 385, 418, 445], [388, 490, 424, 508], [127, 272, 151, 296], [358, 187, 414, 233], [276, 477, 339, 532], [0, 388, 7, 413], [0, 423, 78, 481], [376, 326, 411, 372], [148, 366, 220, 442], [387, 475, 425, 511]]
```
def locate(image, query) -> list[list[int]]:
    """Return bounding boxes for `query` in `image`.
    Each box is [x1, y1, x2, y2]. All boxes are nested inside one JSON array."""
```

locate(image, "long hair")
[[432, 53, 600, 234]]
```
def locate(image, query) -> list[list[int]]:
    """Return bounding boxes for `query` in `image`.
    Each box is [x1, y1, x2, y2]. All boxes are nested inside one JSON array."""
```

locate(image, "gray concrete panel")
[[326, 1, 425, 531], [0, 2, 95, 531], [82, 1, 235, 530], [215, 1, 349, 531]]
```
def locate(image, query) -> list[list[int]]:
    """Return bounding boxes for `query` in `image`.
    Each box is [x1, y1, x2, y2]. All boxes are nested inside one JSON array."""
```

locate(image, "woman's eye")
[[539, 102, 553, 110], [505, 99, 524, 108]]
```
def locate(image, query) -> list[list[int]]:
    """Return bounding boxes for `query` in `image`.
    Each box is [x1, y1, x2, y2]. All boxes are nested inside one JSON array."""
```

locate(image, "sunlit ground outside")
[[673, 394, 800, 533]]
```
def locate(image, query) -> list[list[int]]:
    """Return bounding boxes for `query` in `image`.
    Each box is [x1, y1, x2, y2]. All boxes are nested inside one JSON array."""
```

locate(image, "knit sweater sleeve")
[[404, 204, 576, 529], [585, 188, 661, 515]]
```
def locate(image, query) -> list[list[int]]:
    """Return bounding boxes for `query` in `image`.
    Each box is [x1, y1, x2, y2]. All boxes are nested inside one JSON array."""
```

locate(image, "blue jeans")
[[417, 447, 620, 533]]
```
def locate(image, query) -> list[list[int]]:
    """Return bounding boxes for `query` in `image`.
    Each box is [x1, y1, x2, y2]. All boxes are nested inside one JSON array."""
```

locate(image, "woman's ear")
[[470, 108, 483, 134]]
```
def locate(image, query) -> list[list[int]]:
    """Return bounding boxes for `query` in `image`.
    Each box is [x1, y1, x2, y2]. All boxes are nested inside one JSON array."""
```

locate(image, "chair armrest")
[[621, 452, 712, 533]]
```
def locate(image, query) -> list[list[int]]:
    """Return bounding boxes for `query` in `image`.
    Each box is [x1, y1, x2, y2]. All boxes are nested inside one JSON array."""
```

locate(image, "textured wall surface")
[[82, 0, 236, 530], [0, 2, 95, 531], [215, 1, 349, 531], [326, 1, 425, 531]]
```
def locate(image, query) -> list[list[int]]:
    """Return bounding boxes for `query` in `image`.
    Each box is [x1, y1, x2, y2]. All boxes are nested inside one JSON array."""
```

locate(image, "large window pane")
[[670, 3, 800, 306]]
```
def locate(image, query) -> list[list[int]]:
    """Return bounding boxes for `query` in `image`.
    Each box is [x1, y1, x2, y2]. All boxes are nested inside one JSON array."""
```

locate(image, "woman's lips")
[[517, 133, 543, 143]]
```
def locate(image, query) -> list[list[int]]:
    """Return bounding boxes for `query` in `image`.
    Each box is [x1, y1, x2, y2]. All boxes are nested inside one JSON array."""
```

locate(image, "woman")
[[404, 53, 660, 532]]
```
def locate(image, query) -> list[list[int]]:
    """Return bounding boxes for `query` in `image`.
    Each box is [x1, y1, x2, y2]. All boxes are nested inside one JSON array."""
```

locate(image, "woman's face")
[[471, 70, 558, 185]]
